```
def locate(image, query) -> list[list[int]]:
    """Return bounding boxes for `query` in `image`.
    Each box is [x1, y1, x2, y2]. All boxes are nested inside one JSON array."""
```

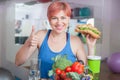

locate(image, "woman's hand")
[[15, 26, 39, 66], [86, 34, 97, 56], [26, 26, 39, 47], [86, 34, 97, 47]]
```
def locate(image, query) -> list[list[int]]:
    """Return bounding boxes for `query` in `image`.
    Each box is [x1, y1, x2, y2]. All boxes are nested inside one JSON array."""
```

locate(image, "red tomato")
[[65, 66, 72, 72], [81, 65, 84, 71], [71, 61, 81, 72], [77, 67, 83, 74], [64, 77, 72, 80], [55, 74, 61, 80], [71, 61, 84, 74], [60, 71, 66, 79], [56, 68, 62, 75]]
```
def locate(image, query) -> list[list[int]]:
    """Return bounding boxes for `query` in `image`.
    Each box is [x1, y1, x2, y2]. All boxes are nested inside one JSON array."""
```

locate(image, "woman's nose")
[[57, 18, 62, 23]]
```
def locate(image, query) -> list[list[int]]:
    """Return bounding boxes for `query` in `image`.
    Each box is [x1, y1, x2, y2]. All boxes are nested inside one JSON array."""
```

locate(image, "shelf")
[[71, 16, 93, 19]]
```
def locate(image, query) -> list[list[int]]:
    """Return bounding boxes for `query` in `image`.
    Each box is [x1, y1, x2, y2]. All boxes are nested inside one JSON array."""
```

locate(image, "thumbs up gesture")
[[27, 26, 39, 47], [30, 26, 36, 36]]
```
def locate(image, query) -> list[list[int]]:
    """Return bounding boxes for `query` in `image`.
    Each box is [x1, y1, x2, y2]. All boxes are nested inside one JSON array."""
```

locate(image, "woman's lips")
[[56, 26, 64, 30]]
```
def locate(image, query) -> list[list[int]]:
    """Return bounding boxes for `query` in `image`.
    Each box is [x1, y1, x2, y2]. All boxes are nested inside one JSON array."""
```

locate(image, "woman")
[[15, 1, 96, 79]]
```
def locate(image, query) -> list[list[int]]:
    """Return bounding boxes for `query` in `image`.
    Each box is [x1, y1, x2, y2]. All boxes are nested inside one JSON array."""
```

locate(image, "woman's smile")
[[55, 25, 64, 30]]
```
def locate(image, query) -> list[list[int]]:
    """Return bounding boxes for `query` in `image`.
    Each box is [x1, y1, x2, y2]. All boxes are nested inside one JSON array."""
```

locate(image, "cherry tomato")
[[55, 74, 61, 80], [56, 68, 62, 75], [64, 77, 72, 80], [60, 71, 66, 79], [65, 66, 72, 72]]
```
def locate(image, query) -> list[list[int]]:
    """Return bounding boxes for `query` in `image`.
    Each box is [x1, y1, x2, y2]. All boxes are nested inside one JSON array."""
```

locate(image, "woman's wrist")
[[87, 43, 95, 48], [87, 46, 95, 56], [24, 38, 31, 47], [88, 49, 95, 56]]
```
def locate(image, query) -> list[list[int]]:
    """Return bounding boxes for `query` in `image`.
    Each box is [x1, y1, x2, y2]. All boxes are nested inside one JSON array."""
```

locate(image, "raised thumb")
[[30, 26, 35, 36]]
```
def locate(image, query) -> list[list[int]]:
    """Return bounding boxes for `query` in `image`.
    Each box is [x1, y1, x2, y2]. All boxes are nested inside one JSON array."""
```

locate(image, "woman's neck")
[[49, 31, 66, 42]]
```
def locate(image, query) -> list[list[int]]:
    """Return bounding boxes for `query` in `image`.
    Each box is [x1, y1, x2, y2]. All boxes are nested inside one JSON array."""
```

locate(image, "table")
[[25, 59, 120, 80], [99, 59, 120, 80]]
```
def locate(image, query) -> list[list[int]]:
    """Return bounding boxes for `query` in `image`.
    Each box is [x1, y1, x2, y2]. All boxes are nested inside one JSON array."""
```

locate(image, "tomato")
[[71, 61, 84, 74], [81, 65, 84, 71], [65, 66, 72, 72], [77, 67, 83, 74], [71, 61, 81, 72], [60, 71, 66, 79], [56, 68, 62, 75], [55, 74, 61, 80]]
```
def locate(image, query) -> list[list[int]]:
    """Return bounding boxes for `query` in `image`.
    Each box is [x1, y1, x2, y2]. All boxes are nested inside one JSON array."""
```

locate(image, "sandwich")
[[75, 24, 101, 39]]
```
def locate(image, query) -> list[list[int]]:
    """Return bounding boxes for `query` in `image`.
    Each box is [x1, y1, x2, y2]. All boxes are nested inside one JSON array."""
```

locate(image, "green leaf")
[[51, 54, 62, 62], [67, 72, 80, 80], [84, 65, 90, 69], [48, 70, 54, 77], [51, 54, 72, 70]]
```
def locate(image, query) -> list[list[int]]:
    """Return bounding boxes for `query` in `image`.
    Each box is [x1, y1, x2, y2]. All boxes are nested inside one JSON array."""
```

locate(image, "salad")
[[48, 54, 93, 80]]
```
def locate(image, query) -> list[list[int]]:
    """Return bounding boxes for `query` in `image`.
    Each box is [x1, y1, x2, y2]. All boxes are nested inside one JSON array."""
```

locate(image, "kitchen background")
[[14, 1, 97, 44], [14, 0, 102, 65], [0, 0, 120, 80]]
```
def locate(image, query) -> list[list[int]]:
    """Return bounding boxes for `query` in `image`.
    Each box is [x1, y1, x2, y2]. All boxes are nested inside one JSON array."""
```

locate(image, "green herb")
[[52, 54, 72, 71]]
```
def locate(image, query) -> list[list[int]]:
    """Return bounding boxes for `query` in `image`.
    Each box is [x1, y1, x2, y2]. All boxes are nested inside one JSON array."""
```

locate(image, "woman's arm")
[[15, 27, 39, 66], [15, 39, 37, 66], [71, 36, 87, 65], [75, 34, 97, 65], [72, 34, 97, 65], [86, 34, 97, 56]]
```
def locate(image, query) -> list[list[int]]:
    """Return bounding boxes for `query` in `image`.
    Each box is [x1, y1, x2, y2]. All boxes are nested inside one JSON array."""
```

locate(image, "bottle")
[[28, 69, 40, 80]]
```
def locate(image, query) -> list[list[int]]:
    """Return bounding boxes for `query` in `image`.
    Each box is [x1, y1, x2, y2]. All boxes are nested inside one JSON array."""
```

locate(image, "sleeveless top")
[[38, 30, 77, 79]]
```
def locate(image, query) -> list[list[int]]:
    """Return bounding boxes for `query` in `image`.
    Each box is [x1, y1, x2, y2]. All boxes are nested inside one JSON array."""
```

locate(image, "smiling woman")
[[2, 0, 104, 80], [15, 1, 102, 80]]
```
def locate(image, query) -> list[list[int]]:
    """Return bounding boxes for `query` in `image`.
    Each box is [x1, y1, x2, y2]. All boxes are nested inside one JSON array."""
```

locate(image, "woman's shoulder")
[[70, 35, 81, 41], [36, 29, 49, 48], [36, 29, 48, 36], [70, 35, 82, 44], [70, 34, 84, 54]]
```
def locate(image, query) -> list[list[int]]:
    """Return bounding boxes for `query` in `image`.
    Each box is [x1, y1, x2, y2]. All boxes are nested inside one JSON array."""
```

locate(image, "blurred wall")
[[0, 0, 33, 80], [0, 2, 3, 66], [110, 0, 120, 54]]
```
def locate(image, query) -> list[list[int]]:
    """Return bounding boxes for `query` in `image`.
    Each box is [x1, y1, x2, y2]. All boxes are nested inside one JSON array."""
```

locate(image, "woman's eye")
[[61, 17, 66, 20], [51, 17, 57, 20], [51, 16, 67, 21]]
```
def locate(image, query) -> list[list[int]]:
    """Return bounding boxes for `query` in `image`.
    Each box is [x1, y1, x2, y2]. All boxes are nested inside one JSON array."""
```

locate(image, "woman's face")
[[49, 10, 70, 33]]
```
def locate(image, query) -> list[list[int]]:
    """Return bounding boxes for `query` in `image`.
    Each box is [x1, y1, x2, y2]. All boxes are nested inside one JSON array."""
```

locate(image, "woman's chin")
[[56, 30, 65, 33]]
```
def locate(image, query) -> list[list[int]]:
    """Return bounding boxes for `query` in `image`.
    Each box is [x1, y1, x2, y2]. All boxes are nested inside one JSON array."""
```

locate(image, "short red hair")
[[47, 1, 71, 20]]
